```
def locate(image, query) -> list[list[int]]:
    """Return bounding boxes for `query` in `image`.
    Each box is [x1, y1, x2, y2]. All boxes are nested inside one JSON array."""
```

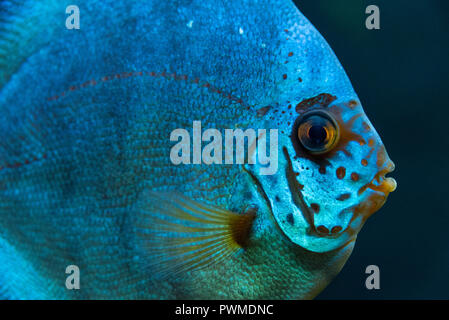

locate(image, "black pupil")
[[308, 125, 327, 145]]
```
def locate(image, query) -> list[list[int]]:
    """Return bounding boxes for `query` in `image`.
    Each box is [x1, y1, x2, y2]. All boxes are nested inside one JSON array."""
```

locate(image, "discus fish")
[[0, 0, 396, 299]]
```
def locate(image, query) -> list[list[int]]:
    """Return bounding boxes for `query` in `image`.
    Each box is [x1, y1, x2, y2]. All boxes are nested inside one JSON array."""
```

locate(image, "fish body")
[[0, 0, 395, 299]]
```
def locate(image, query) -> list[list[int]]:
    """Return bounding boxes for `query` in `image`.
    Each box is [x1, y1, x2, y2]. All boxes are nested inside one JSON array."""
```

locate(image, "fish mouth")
[[350, 161, 397, 225], [358, 161, 397, 196]]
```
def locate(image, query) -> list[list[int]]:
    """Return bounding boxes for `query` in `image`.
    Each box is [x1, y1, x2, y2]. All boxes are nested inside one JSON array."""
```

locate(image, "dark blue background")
[[293, 0, 449, 299]]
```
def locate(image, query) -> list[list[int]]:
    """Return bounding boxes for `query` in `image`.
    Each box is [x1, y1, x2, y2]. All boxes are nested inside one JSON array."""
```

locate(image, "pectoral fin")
[[134, 191, 256, 277]]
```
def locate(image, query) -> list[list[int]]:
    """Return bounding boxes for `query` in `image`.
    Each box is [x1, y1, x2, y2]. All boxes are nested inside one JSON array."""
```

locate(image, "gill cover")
[[247, 143, 356, 253]]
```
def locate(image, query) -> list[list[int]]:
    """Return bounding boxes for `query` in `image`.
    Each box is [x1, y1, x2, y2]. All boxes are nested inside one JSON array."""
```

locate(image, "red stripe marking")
[[45, 70, 252, 109]]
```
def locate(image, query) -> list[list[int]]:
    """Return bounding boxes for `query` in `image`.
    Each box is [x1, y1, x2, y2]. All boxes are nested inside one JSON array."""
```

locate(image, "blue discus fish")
[[0, 0, 396, 299]]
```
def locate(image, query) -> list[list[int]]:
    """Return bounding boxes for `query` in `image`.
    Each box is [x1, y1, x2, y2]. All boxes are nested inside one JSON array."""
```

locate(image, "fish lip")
[[358, 161, 397, 196], [348, 165, 396, 229]]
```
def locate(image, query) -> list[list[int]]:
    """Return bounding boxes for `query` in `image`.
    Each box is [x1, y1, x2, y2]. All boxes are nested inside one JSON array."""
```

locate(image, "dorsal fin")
[[133, 191, 256, 278]]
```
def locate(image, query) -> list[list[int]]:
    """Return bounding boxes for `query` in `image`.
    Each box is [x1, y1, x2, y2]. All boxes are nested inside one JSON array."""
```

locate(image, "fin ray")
[[134, 191, 255, 278]]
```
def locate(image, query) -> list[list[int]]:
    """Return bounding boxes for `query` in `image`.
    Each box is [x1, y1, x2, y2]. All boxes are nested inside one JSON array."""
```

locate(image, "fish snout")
[[358, 158, 397, 197], [375, 160, 397, 193]]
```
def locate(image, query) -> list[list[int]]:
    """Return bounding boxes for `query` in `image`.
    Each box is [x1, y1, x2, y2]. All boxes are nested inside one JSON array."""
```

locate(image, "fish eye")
[[296, 111, 340, 154]]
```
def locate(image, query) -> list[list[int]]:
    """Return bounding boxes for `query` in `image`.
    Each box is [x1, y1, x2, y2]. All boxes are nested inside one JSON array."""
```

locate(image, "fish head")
[[250, 94, 396, 253], [242, 5, 398, 253]]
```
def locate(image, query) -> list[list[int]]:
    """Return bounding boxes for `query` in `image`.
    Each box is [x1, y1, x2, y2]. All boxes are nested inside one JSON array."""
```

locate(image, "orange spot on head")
[[336, 193, 351, 201], [368, 139, 374, 147], [316, 225, 329, 234], [310, 203, 320, 213], [348, 100, 358, 108], [288, 52, 293, 57], [331, 226, 343, 233], [376, 146, 387, 167], [295, 93, 336, 114], [351, 172, 360, 182], [283, 74, 287, 80], [362, 122, 371, 131], [336, 167, 346, 179], [361, 159, 368, 166]]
